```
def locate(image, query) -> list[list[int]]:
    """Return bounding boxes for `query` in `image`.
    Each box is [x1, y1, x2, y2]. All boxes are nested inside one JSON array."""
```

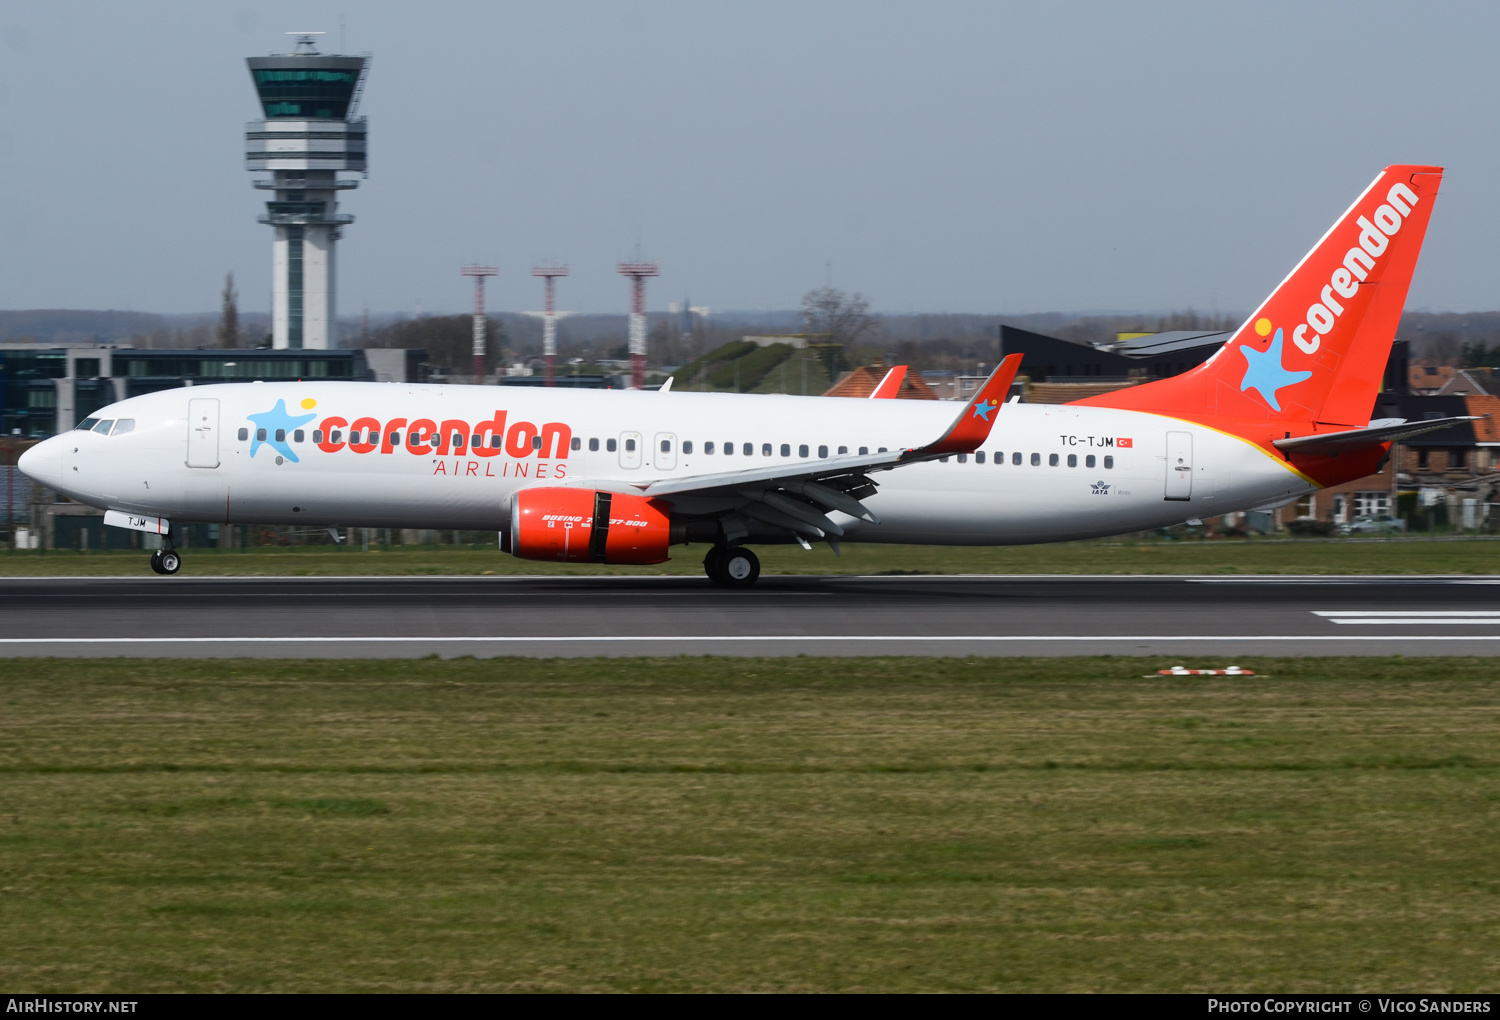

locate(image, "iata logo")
[[1090, 480, 1111, 495]]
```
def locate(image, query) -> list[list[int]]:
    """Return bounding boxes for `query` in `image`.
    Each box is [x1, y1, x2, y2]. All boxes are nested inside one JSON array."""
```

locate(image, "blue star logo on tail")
[[1238, 328, 1312, 412], [971, 399, 998, 421], [246, 399, 317, 462]]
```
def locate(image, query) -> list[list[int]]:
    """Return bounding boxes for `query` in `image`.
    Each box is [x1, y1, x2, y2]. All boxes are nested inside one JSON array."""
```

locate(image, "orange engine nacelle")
[[510, 487, 672, 565]]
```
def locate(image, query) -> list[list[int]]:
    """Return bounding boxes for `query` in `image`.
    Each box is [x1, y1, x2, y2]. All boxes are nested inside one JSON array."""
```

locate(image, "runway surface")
[[2, 573, 1499, 657]]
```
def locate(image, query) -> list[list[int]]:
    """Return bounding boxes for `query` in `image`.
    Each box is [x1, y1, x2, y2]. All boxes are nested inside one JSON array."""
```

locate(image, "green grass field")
[[3, 656, 1499, 992], [3, 535, 1499, 576]]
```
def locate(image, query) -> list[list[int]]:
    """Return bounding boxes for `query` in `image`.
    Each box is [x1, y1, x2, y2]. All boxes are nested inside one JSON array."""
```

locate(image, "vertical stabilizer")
[[1076, 165, 1443, 427]]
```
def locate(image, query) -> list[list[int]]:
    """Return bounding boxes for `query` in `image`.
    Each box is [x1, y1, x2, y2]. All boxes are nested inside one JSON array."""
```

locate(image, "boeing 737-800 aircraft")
[[19, 165, 1471, 585]]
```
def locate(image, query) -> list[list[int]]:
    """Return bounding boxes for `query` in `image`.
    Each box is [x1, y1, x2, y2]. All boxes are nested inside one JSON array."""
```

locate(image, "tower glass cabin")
[[245, 37, 368, 349]]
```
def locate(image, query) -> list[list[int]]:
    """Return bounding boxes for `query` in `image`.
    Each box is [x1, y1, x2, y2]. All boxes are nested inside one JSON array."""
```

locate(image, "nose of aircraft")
[[17, 434, 64, 490]]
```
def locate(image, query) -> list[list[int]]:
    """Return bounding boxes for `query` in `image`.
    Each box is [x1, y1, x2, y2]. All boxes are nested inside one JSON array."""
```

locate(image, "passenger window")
[[1104, 455, 1114, 469], [939, 456, 949, 463], [975, 451, 985, 463], [532, 435, 542, 450], [490, 435, 502, 449], [112, 419, 135, 436], [571, 437, 581, 451], [450, 433, 461, 449], [661, 439, 671, 453], [332, 431, 342, 444], [294, 430, 305, 443], [743, 443, 753, 456], [275, 429, 286, 442], [724, 442, 733, 456], [1030, 453, 1039, 466], [468, 434, 479, 448], [1067, 454, 1076, 467], [858, 446, 868, 455], [957, 453, 967, 463], [683, 441, 693, 454], [93, 419, 114, 434], [1013, 452, 1022, 465], [313, 429, 323, 444], [798, 444, 809, 457], [1049, 453, 1059, 466], [607, 438, 617, 452], [589, 438, 599, 451], [878, 447, 887, 453], [818, 445, 828, 458], [705, 442, 715, 454], [1086, 454, 1095, 468], [238, 427, 249, 441], [780, 444, 790, 457], [257, 428, 268, 441], [389, 432, 400, 446], [625, 438, 636, 452], [76, 418, 99, 431], [762, 444, 772, 457], [838, 446, 848, 454]]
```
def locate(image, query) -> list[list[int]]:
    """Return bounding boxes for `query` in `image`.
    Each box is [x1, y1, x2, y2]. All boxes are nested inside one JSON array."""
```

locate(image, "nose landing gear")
[[704, 545, 760, 587], [149, 544, 181, 575]]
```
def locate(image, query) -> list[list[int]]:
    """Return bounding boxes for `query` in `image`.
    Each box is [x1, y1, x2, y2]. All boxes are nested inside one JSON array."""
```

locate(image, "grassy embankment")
[[1, 535, 1498, 576], [2, 655, 1499, 992]]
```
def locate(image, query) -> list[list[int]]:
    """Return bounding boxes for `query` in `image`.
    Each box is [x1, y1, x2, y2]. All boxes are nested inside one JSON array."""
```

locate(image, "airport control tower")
[[244, 34, 369, 349]]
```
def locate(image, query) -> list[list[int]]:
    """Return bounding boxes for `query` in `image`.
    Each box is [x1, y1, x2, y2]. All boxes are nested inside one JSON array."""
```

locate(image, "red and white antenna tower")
[[531, 264, 570, 387], [616, 260, 659, 390], [459, 264, 498, 383]]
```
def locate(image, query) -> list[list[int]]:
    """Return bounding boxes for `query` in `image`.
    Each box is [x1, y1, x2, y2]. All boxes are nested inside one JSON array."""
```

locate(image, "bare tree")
[[800, 287, 881, 346], [217, 272, 240, 348]]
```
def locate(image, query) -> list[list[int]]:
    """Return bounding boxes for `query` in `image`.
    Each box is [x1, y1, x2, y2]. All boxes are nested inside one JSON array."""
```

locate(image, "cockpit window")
[[76, 418, 99, 431], [111, 419, 135, 436], [92, 419, 114, 435]]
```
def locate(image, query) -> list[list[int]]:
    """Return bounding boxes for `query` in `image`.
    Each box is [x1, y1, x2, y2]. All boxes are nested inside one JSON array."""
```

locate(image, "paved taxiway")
[[1, 574, 1499, 657]]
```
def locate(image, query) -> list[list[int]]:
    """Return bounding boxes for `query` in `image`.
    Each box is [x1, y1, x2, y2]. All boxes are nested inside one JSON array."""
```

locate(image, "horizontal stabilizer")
[[1273, 416, 1479, 455]]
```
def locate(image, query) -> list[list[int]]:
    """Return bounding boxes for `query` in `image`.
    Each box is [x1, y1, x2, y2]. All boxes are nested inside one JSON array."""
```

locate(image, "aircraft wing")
[[1273, 416, 1480, 455], [571, 355, 1023, 544]]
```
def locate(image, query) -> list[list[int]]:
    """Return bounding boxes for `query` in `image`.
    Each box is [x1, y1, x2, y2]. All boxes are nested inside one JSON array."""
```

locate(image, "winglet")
[[870, 365, 908, 399], [904, 353, 1023, 459]]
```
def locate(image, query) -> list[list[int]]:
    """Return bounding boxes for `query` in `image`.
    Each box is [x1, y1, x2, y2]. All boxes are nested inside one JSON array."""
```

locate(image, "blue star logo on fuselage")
[[246, 399, 317, 462], [1238, 328, 1312, 413]]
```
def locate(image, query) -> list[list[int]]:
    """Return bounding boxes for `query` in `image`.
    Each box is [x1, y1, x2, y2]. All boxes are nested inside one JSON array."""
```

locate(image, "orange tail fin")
[[1077, 165, 1443, 427]]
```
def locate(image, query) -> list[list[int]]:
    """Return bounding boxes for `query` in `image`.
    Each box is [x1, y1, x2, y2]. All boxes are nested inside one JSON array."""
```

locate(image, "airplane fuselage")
[[26, 380, 1321, 546]]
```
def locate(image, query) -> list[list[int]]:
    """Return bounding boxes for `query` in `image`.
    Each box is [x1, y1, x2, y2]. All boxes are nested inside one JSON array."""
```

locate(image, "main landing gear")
[[149, 544, 181, 575], [704, 545, 760, 587]]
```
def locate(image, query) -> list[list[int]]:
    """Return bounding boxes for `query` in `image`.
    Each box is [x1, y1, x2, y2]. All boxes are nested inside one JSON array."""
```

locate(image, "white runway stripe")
[[1316, 611, 1500, 625]]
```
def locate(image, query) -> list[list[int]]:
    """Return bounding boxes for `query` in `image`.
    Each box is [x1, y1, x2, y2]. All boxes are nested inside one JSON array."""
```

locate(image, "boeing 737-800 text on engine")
[[19, 165, 1471, 584]]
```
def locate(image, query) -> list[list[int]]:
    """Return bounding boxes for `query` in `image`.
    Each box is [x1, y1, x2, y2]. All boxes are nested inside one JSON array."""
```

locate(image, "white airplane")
[[20, 164, 1471, 585]]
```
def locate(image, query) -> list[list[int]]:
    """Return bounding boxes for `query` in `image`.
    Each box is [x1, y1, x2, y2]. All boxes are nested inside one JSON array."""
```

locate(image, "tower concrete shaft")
[[245, 36, 368, 350], [461, 265, 498, 383], [531, 265, 570, 387], [616, 262, 659, 390]]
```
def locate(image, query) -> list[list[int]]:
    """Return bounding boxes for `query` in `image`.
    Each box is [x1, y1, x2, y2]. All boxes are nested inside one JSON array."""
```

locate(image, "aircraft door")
[[654, 432, 677, 470], [1164, 431, 1192, 500], [186, 398, 220, 468], [619, 431, 642, 469]]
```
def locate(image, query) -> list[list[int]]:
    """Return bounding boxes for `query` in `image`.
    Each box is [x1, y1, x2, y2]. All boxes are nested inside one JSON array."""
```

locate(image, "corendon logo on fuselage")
[[251, 408, 574, 480]]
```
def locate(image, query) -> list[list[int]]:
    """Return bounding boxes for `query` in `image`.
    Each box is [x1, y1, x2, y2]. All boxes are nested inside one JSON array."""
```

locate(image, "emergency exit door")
[[1164, 431, 1192, 500], [186, 398, 220, 468], [618, 431, 643, 469]]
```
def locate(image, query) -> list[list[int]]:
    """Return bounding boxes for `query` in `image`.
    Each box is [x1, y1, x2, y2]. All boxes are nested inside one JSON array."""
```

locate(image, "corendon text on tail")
[[21, 165, 1466, 585]]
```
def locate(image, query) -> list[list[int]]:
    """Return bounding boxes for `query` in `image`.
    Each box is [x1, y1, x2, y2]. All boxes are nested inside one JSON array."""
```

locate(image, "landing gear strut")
[[150, 541, 181, 576], [704, 545, 760, 587]]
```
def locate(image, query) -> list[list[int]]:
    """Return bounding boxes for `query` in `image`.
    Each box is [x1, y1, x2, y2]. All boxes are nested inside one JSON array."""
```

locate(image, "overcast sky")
[[1, 0, 1497, 316]]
